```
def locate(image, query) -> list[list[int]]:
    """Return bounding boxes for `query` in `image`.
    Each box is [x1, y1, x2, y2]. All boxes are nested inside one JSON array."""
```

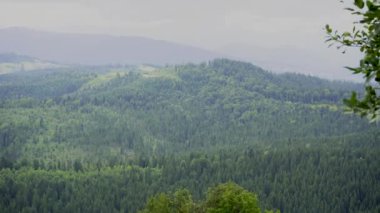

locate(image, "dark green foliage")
[[0, 59, 378, 212], [0, 166, 161, 213]]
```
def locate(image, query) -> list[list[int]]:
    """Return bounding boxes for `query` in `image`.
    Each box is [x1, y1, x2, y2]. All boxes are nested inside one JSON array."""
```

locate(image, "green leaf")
[[345, 66, 362, 74], [325, 24, 332, 33], [345, 7, 355, 11], [375, 72, 380, 82], [355, 0, 365, 9]]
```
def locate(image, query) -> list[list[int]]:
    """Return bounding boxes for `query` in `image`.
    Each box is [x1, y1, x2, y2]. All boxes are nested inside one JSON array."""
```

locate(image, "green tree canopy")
[[326, 0, 380, 121], [204, 182, 260, 213], [140, 193, 172, 213], [139, 183, 280, 213], [139, 189, 194, 213]]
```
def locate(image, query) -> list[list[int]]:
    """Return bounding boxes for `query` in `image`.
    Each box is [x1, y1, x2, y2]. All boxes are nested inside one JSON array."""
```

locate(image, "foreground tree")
[[139, 189, 194, 213], [140, 193, 172, 213], [139, 183, 279, 213], [326, 0, 380, 121], [204, 182, 260, 213]]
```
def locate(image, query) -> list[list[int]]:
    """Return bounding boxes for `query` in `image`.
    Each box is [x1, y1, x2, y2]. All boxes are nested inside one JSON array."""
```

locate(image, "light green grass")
[[80, 72, 122, 90], [140, 66, 180, 81], [0, 61, 63, 74], [309, 103, 340, 111]]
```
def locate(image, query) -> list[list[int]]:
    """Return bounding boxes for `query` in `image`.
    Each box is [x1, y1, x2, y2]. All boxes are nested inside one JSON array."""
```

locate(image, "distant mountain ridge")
[[0, 27, 222, 65], [0, 53, 36, 63], [0, 53, 63, 75]]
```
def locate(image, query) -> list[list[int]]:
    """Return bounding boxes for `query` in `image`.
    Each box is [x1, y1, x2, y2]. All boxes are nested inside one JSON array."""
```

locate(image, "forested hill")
[[0, 53, 36, 63], [0, 59, 372, 151], [0, 53, 63, 75], [0, 59, 379, 212]]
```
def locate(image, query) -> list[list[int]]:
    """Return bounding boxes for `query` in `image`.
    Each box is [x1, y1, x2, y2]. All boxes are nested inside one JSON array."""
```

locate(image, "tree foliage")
[[139, 189, 194, 213], [326, 0, 380, 120], [139, 183, 278, 213], [204, 182, 260, 213]]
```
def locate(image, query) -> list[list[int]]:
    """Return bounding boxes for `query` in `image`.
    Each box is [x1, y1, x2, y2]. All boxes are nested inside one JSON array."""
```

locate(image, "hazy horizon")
[[0, 0, 364, 81]]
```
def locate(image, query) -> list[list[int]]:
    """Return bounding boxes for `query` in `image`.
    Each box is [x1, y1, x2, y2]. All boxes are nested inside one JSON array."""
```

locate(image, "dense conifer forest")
[[0, 59, 379, 212]]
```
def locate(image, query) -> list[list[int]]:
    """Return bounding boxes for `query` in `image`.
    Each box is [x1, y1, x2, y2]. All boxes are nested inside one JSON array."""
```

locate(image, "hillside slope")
[[0, 59, 374, 156], [0, 59, 379, 213]]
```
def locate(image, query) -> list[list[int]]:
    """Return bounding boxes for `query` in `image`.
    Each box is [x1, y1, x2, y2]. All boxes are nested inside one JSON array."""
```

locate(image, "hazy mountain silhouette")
[[0, 27, 222, 65]]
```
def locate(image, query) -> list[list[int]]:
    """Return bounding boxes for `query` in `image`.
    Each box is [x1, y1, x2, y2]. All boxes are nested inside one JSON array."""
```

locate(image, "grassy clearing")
[[0, 61, 63, 75], [141, 67, 180, 81]]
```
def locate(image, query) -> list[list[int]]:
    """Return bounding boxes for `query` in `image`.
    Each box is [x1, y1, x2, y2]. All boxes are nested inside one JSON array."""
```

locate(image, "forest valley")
[[0, 58, 379, 212]]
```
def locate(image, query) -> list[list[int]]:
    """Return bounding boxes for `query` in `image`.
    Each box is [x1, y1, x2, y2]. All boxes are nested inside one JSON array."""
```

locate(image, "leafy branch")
[[326, 0, 380, 121]]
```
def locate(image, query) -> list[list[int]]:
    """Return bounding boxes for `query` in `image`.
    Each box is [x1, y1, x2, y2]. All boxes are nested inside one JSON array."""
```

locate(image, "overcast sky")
[[0, 0, 363, 80]]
